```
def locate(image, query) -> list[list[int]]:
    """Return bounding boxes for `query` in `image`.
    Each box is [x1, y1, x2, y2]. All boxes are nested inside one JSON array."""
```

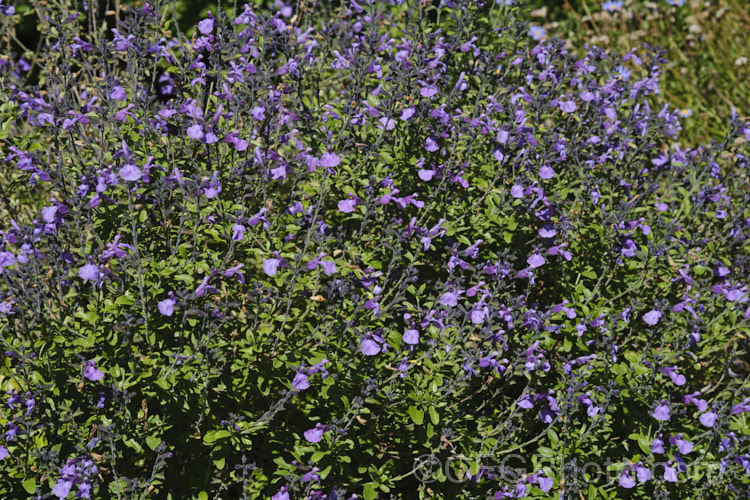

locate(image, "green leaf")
[[408, 406, 424, 425], [203, 430, 231, 444], [22, 478, 37, 494], [362, 483, 377, 500], [154, 377, 170, 390], [428, 406, 439, 425], [146, 435, 161, 451]]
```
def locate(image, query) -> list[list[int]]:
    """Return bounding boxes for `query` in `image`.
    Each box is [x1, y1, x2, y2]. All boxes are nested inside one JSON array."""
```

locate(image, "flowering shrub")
[[1, 0, 749, 498]]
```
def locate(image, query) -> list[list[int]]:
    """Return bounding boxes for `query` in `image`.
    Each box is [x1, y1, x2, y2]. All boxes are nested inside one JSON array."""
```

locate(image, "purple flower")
[[510, 184, 524, 198], [202, 171, 222, 199], [158, 297, 176, 316], [663, 465, 678, 482], [84, 361, 104, 381], [539, 225, 557, 238], [361, 338, 381, 356], [439, 291, 458, 307], [250, 106, 265, 121], [338, 199, 356, 213], [0, 251, 16, 270], [425, 136, 439, 152], [53, 479, 73, 499], [292, 372, 310, 390], [304, 424, 326, 443], [539, 166, 555, 179], [119, 163, 142, 182], [676, 438, 693, 454], [78, 264, 101, 281], [321, 261, 336, 276], [187, 124, 205, 141], [418, 169, 435, 181], [198, 18, 214, 34], [527, 253, 546, 268], [232, 222, 246, 241], [635, 465, 651, 482], [470, 306, 486, 324], [652, 401, 670, 421], [420, 84, 439, 97], [651, 436, 665, 454], [619, 472, 635, 488], [663, 366, 686, 385], [0, 446, 8, 460], [518, 394, 534, 409], [42, 205, 58, 223], [559, 100, 577, 113], [537, 476, 553, 492], [110, 86, 126, 101], [699, 411, 717, 427], [263, 258, 280, 276], [224, 264, 245, 284], [403, 329, 419, 345], [400, 108, 415, 120], [643, 309, 661, 325], [272, 487, 290, 500], [320, 152, 341, 168]]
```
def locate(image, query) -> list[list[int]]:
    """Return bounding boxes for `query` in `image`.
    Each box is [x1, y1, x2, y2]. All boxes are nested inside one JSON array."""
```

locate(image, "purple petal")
[[84, 361, 104, 381], [187, 124, 204, 141], [643, 310, 661, 325], [78, 264, 101, 281], [361, 338, 381, 356], [292, 372, 310, 390], [304, 426, 325, 443], [699, 411, 717, 427], [119, 163, 142, 182], [652, 402, 670, 421], [198, 18, 214, 34], [539, 166, 555, 179], [439, 291, 458, 307], [527, 254, 545, 268], [402, 329, 419, 345], [320, 152, 341, 168], [619, 472, 635, 489], [158, 298, 176, 316], [263, 258, 280, 276], [338, 199, 356, 213]]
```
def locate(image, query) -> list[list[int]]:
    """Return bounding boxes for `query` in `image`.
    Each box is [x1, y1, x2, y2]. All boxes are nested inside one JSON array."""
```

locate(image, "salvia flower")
[[78, 263, 101, 282], [84, 361, 104, 381], [304, 424, 327, 443], [158, 295, 176, 316], [652, 401, 671, 421], [643, 309, 662, 325], [292, 371, 310, 391]]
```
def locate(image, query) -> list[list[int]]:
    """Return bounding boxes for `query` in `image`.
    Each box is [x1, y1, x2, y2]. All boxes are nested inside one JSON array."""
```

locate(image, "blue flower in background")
[[614, 65, 632, 80], [677, 108, 693, 117], [528, 26, 546, 41], [666, 0, 686, 5], [602, 0, 624, 12]]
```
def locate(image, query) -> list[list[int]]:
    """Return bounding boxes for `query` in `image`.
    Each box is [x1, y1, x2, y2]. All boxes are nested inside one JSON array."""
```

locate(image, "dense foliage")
[[0, 0, 749, 498]]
